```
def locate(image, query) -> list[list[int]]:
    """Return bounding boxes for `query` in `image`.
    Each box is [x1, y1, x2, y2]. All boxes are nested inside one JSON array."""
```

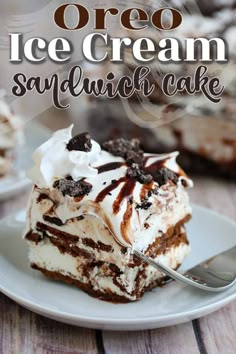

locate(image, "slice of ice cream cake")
[[24, 126, 193, 302]]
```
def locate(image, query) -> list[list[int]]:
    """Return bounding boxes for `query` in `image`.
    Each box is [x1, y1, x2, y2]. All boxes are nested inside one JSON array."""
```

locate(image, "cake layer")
[[26, 222, 190, 302]]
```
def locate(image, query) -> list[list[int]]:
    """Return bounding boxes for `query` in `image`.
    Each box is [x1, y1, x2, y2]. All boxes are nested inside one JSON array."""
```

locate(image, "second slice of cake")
[[24, 126, 193, 302], [0, 99, 24, 177]]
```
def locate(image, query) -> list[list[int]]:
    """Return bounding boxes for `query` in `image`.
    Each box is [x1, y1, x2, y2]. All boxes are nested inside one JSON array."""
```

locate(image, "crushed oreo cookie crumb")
[[136, 200, 152, 210], [53, 178, 92, 198], [127, 163, 153, 185], [102, 137, 180, 187], [67, 132, 92, 152], [152, 167, 178, 186], [77, 216, 85, 221], [102, 138, 144, 166], [126, 150, 144, 166], [147, 188, 158, 198], [128, 197, 134, 205], [43, 215, 63, 226], [181, 179, 188, 188]]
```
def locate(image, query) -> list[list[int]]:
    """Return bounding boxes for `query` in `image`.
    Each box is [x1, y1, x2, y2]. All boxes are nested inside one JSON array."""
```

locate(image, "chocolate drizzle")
[[95, 175, 136, 215], [102, 137, 179, 187], [143, 155, 167, 171], [95, 152, 180, 218], [120, 202, 133, 246], [113, 178, 136, 214], [48, 133, 185, 247], [97, 162, 125, 174], [95, 177, 126, 203]]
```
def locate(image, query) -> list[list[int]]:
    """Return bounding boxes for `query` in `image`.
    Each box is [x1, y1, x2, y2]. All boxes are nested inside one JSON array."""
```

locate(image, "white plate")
[[0, 122, 51, 201], [0, 205, 236, 331]]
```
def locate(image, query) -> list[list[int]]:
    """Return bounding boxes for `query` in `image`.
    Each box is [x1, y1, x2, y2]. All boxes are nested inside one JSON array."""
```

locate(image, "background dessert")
[[0, 98, 24, 177], [24, 126, 193, 302], [80, 0, 236, 179]]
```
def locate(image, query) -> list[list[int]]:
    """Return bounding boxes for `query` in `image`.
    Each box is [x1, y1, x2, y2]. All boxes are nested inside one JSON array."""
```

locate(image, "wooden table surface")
[[0, 175, 236, 354]]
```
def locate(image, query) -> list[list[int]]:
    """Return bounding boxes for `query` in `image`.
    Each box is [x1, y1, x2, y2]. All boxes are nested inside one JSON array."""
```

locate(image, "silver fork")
[[134, 247, 236, 292]]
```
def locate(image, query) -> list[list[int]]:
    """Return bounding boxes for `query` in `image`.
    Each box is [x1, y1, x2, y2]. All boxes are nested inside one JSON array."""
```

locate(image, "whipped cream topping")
[[27, 127, 193, 251], [28, 125, 101, 188]]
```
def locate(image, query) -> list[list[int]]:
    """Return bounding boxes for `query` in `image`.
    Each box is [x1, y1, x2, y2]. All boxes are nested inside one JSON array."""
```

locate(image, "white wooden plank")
[[197, 301, 236, 354], [0, 294, 98, 354]]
